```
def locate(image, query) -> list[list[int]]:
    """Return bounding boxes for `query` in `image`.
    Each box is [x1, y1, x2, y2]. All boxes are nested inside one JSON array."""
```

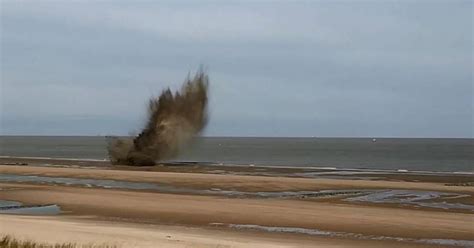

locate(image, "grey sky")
[[1, 0, 472, 137]]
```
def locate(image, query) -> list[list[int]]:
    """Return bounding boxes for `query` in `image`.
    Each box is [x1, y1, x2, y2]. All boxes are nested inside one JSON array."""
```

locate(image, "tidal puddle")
[[345, 190, 474, 211], [0, 199, 60, 215], [0, 199, 21, 207], [212, 223, 474, 247], [0, 174, 362, 198], [0, 174, 201, 193], [206, 189, 366, 198]]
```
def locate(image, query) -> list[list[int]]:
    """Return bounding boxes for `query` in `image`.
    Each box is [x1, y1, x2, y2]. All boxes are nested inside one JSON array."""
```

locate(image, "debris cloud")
[[107, 70, 209, 166]]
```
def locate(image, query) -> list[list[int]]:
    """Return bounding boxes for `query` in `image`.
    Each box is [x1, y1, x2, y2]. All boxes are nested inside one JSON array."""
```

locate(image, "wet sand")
[[2, 156, 473, 184], [0, 162, 473, 247], [1, 164, 473, 194]]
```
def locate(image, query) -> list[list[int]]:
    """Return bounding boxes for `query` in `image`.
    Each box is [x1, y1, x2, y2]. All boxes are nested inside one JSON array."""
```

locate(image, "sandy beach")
[[1, 215, 440, 248], [1, 161, 473, 247]]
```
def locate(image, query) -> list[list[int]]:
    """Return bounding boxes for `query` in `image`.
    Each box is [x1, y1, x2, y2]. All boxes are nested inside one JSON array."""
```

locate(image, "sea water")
[[0, 136, 472, 172]]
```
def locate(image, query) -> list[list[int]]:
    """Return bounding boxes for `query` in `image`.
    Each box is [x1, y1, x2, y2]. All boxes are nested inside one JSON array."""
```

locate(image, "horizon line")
[[0, 134, 472, 139]]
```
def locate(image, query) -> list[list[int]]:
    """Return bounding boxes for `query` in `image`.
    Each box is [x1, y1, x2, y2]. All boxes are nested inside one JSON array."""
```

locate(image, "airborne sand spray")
[[106, 70, 209, 166]]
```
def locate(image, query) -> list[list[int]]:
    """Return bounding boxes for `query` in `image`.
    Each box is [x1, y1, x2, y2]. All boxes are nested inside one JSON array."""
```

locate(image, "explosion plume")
[[107, 70, 209, 166]]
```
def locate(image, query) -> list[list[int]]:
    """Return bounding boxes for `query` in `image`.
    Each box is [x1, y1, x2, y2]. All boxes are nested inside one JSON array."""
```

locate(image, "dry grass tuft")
[[0, 235, 116, 248]]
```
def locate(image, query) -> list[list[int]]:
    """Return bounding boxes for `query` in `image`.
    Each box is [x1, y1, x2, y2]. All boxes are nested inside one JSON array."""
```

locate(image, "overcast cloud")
[[1, 0, 472, 137]]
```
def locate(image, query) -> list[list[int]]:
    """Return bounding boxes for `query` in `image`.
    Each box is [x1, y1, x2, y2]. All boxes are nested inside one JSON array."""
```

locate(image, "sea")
[[0, 136, 472, 173]]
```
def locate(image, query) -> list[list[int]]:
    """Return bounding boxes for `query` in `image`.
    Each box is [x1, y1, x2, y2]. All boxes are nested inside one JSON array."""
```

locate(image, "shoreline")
[[1, 156, 473, 175]]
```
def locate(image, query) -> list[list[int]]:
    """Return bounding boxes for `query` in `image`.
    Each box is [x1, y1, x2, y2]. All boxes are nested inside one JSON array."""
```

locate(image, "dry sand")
[[1, 215, 439, 248]]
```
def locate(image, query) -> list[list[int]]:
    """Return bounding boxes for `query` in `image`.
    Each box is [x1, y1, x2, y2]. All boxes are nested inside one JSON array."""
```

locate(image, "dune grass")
[[0, 235, 116, 248]]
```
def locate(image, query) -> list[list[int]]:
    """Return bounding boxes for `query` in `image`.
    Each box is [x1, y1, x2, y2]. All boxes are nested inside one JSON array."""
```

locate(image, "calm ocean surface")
[[0, 136, 472, 172]]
